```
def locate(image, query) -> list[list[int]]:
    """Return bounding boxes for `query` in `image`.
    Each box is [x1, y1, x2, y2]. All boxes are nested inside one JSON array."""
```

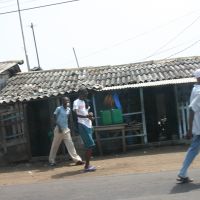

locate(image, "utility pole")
[[17, 0, 30, 71], [73, 47, 80, 68], [30, 23, 41, 68]]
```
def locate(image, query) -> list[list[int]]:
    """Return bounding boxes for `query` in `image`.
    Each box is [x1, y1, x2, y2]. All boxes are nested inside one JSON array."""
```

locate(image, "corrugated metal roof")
[[0, 56, 200, 104], [102, 78, 196, 90], [0, 60, 23, 74]]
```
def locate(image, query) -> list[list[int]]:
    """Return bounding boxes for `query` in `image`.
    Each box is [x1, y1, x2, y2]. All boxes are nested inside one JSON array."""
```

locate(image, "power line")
[[64, 9, 200, 64], [0, 0, 15, 4], [0, 0, 15, 10], [164, 38, 200, 59], [0, 0, 80, 15], [139, 14, 200, 61]]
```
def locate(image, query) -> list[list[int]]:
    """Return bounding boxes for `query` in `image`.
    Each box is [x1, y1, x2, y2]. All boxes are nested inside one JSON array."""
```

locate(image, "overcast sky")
[[1, 0, 200, 72]]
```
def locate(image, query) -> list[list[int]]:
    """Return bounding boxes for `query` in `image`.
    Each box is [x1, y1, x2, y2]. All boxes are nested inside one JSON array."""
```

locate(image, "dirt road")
[[1, 145, 200, 186]]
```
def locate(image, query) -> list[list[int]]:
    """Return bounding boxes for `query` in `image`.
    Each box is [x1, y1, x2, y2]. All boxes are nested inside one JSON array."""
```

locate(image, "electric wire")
[[66, 9, 200, 63], [0, 0, 80, 15], [139, 14, 200, 61], [164, 38, 200, 59]]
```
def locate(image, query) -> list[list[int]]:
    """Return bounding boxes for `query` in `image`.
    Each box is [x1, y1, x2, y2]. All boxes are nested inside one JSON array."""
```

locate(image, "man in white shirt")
[[177, 69, 200, 183], [73, 88, 96, 172]]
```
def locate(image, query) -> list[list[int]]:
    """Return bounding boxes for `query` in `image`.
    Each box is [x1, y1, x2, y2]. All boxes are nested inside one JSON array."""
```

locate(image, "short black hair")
[[78, 87, 88, 96], [62, 96, 69, 101]]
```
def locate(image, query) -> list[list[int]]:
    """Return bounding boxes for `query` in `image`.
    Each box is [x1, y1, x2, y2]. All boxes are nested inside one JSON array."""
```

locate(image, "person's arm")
[[187, 108, 194, 139], [54, 107, 62, 133], [73, 109, 92, 119], [187, 94, 200, 139], [73, 100, 92, 119]]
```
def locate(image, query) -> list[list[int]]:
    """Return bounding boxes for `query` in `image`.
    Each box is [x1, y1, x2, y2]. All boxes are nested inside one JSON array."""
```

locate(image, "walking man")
[[177, 69, 200, 183], [73, 87, 96, 172], [49, 97, 84, 166]]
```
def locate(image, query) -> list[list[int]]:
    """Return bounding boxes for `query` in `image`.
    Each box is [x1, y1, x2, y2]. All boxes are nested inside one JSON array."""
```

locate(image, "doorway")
[[144, 86, 178, 142], [27, 100, 51, 157]]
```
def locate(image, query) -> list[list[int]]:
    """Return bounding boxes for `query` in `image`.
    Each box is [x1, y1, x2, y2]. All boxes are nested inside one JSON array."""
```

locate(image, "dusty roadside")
[[1, 145, 200, 186]]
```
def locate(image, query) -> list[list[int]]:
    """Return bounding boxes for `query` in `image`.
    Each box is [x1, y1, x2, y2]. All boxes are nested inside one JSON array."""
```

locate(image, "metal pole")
[[30, 23, 41, 68], [72, 47, 80, 68], [17, 0, 30, 71]]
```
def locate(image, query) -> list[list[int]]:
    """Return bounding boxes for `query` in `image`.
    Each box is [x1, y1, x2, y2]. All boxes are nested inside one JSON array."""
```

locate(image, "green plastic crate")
[[111, 109, 123, 124], [100, 110, 112, 125]]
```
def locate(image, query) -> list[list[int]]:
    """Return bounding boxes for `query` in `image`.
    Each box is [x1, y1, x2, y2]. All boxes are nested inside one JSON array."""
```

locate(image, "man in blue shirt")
[[49, 97, 84, 166]]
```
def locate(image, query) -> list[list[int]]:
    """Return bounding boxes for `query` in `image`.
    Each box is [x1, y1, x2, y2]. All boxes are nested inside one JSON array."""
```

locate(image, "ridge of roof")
[[0, 60, 24, 65], [15, 55, 200, 75]]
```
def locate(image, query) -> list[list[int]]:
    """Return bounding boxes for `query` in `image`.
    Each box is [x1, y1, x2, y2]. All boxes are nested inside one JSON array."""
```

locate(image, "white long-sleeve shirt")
[[189, 84, 200, 135]]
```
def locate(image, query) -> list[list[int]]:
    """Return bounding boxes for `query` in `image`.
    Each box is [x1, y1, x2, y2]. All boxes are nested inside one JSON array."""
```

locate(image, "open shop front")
[[92, 85, 180, 155], [92, 88, 147, 155]]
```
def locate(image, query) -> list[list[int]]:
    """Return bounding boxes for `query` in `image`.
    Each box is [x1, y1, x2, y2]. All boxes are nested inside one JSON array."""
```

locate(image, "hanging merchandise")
[[112, 93, 122, 110], [103, 94, 115, 108]]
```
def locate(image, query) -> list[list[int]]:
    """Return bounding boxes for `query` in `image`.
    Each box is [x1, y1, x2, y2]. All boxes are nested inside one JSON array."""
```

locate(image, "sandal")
[[84, 166, 96, 172], [176, 176, 193, 183]]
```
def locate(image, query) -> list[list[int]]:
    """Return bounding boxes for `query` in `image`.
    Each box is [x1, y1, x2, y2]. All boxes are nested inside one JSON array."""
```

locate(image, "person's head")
[[193, 69, 200, 83], [78, 87, 88, 100], [62, 97, 70, 108]]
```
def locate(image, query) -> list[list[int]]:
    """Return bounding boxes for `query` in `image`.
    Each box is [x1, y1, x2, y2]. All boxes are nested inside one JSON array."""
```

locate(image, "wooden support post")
[[95, 130, 103, 156], [181, 103, 187, 136], [22, 103, 32, 159], [122, 129, 126, 152], [10, 105, 17, 138], [1, 121, 7, 153], [139, 88, 148, 144], [92, 94, 98, 125], [174, 85, 183, 139]]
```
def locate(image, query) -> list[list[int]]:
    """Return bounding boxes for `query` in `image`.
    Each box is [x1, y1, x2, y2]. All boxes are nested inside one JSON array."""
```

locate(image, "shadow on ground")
[[51, 169, 85, 179], [170, 182, 200, 194], [0, 145, 188, 173]]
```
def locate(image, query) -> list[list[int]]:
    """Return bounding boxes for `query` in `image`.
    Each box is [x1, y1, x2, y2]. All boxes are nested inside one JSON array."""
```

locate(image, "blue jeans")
[[179, 135, 200, 178]]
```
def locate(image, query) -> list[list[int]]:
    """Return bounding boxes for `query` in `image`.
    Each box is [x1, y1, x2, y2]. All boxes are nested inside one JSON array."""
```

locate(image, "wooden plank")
[[19, 103, 25, 136], [94, 124, 127, 155], [16, 103, 22, 136], [5, 133, 24, 139], [94, 124, 126, 131], [122, 129, 126, 152], [0, 119, 24, 126], [10, 105, 17, 137], [1, 121, 7, 153], [22, 103, 32, 159], [94, 134, 146, 141], [122, 112, 143, 116], [95, 130, 103, 156], [6, 137, 27, 147]]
